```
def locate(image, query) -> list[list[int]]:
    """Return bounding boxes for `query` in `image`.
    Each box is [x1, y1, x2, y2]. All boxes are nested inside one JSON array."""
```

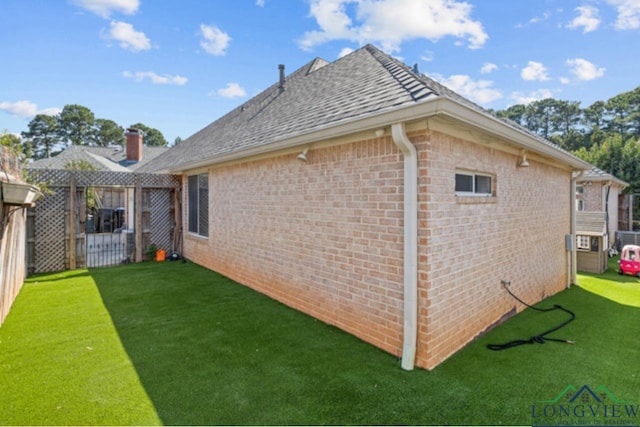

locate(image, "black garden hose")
[[487, 285, 575, 351]]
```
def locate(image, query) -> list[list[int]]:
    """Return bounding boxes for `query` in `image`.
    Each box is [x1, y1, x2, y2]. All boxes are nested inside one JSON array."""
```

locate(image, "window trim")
[[576, 185, 584, 211], [576, 235, 590, 250], [455, 170, 494, 197], [187, 172, 209, 238]]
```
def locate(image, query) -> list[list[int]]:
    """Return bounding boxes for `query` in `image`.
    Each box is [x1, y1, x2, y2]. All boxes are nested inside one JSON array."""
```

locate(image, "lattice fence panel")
[[34, 189, 66, 273], [28, 169, 180, 189], [150, 189, 172, 252], [27, 169, 181, 273]]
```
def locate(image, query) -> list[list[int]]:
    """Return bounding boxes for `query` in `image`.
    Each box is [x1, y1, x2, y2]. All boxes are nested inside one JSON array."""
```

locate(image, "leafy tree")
[[583, 100, 606, 130], [494, 86, 640, 153], [92, 119, 125, 146], [57, 104, 95, 146], [64, 160, 100, 171], [493, 104, 526, 127], [64, 160, 100, 209], [129, 122, 168, 147], [574, 135, 640, 193], [173, 136, 183, 146], [0, 130, 24, 157], [21, 114, 59, 159]]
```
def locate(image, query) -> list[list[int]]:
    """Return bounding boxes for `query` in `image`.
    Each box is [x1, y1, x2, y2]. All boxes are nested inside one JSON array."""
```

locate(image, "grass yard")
[[0, 260, 638, 425]]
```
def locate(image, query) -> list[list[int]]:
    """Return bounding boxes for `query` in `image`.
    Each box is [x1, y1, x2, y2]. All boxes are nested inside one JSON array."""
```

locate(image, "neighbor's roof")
[[28, 144, 169, 172], [142, 44, 591, 173], [578, 166, 628, 188], [576, 211, 607, 236]]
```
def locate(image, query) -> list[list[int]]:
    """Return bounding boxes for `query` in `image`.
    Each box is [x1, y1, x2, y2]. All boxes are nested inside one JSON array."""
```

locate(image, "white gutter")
[[163, 96, 592, 174], [391, 123, 418, 371], [570, 171, 583, 287]]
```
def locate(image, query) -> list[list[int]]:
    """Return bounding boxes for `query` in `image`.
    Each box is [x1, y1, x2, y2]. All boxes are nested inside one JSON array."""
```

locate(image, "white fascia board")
[[436, 98, 593, 170], [167, 95, 593, 173]]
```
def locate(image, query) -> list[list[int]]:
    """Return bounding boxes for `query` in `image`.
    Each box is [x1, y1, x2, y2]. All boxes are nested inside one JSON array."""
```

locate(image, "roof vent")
[[278, 64, 285, 91]]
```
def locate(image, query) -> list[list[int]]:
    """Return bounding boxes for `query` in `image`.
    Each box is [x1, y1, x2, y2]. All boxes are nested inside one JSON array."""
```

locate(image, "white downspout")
[[391, 123, 418, 371], [570, 171, 583, 287]]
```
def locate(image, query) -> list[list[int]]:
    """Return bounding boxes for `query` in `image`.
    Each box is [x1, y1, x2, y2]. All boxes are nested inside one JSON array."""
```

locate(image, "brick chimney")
[[125, 128, 143, 162]]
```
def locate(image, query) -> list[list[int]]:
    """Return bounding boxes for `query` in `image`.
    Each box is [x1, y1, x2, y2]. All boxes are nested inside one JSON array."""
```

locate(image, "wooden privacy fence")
[[0, 147, 29, 326], [26, 169, 181, 274]]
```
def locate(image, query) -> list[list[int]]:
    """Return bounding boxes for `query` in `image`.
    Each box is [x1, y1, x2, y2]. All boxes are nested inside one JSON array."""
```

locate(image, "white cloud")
[[122, 71, 188, 85], [256, 0, 265, 6], [420, 50, 435, 62], [39, 107, 63, 116], [521, 61, 550, 81], [338, 47, 354, 58], [480, 62, 497, 74], [215, 83, 247, 98], [529, 10, 552, 24], [606, 0, 640, 29], [200, 24, 231, 56], [105, 21, 151, 51], [567, 6, 601, 32], [70, 0, 139, 18], [510, 89, 554, 105], [566, 58, 605, 81], [298, 0, 488, 53], [432, 74, 502, 105], [0, 100, 60, 118]]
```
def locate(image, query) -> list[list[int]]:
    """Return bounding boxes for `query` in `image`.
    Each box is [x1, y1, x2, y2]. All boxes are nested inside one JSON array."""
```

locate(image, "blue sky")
[[1, 0, 639, 145]]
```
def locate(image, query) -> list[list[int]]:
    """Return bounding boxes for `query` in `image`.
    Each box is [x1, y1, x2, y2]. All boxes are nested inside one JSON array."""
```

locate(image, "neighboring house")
[[575, 167, 627, 238], [144, 44, 592, 370], [574, 168, 627, 273], [28, 128, 169, 172]]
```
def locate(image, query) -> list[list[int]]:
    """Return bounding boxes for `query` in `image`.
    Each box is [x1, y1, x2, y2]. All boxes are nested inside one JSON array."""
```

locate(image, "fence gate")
[[26, 170, 181, 275], [84, 186, 134, 268]]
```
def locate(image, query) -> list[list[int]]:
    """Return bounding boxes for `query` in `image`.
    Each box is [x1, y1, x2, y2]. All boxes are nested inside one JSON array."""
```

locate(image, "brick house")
[[145, 45, 591, 370], [28, 128, 169, 172], [574, 167, 627, 273], [575, 167, 627, 238]]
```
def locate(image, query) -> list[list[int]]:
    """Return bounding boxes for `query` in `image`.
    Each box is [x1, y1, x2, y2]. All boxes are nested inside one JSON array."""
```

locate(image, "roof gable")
[[579, 166, 628, 188], [144, 44, 591, 173], [28, 144, 169, 172], [143, 45, 441, 172]]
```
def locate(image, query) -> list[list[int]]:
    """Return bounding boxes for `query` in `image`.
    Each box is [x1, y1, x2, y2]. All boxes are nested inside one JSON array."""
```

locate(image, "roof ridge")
[[364, 44, 435, 102]]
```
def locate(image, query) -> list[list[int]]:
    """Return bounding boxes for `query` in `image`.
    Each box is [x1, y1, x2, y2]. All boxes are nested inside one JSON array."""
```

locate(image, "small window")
[[188, 173, 208, 237], [576, 185, 584, 211], [455, 171, 493, 196], [576, 235, 590, 250]]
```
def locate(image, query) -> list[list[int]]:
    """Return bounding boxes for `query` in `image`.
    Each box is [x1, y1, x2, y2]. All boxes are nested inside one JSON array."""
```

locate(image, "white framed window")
[[576, 185, 584, 211], [455, 171, 493, 196], [576, 235, 590, 250], [188, 173, 209, 237]]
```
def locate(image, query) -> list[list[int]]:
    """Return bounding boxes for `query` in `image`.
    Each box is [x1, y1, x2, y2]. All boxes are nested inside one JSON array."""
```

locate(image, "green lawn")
[[0, 260, 638, 425]]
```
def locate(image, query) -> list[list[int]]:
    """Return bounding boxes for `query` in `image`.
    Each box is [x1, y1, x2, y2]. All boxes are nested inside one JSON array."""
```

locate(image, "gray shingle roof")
[[579, 166, 628, 187], [141, 45, 441, 172], [28, 144, 169, 172], [141, 44, 589, 173], [576, 211, 607, 235]]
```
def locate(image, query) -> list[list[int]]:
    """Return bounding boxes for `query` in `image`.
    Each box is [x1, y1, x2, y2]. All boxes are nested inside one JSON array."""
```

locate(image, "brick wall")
[[184, 136, 406, 357], [182, 124, 573, 370], [417, 129, 571, 369], [583, 182, 603, 211]]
